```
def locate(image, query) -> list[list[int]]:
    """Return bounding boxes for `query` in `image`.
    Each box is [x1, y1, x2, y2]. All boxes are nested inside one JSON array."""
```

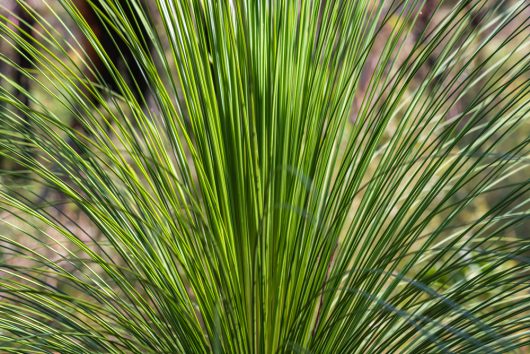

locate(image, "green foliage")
[[0, 0, 529, 352]]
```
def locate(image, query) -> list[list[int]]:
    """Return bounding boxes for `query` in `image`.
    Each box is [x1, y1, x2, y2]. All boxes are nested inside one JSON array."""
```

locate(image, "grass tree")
[[0, 0, 529, 352]]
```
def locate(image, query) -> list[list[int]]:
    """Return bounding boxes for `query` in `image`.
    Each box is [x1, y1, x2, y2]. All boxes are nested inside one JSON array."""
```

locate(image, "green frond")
[[0, 0, 528, 352]]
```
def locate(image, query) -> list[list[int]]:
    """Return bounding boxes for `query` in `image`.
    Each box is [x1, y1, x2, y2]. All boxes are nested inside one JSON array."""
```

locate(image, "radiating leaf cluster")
[[0, 0, 529, 352]]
